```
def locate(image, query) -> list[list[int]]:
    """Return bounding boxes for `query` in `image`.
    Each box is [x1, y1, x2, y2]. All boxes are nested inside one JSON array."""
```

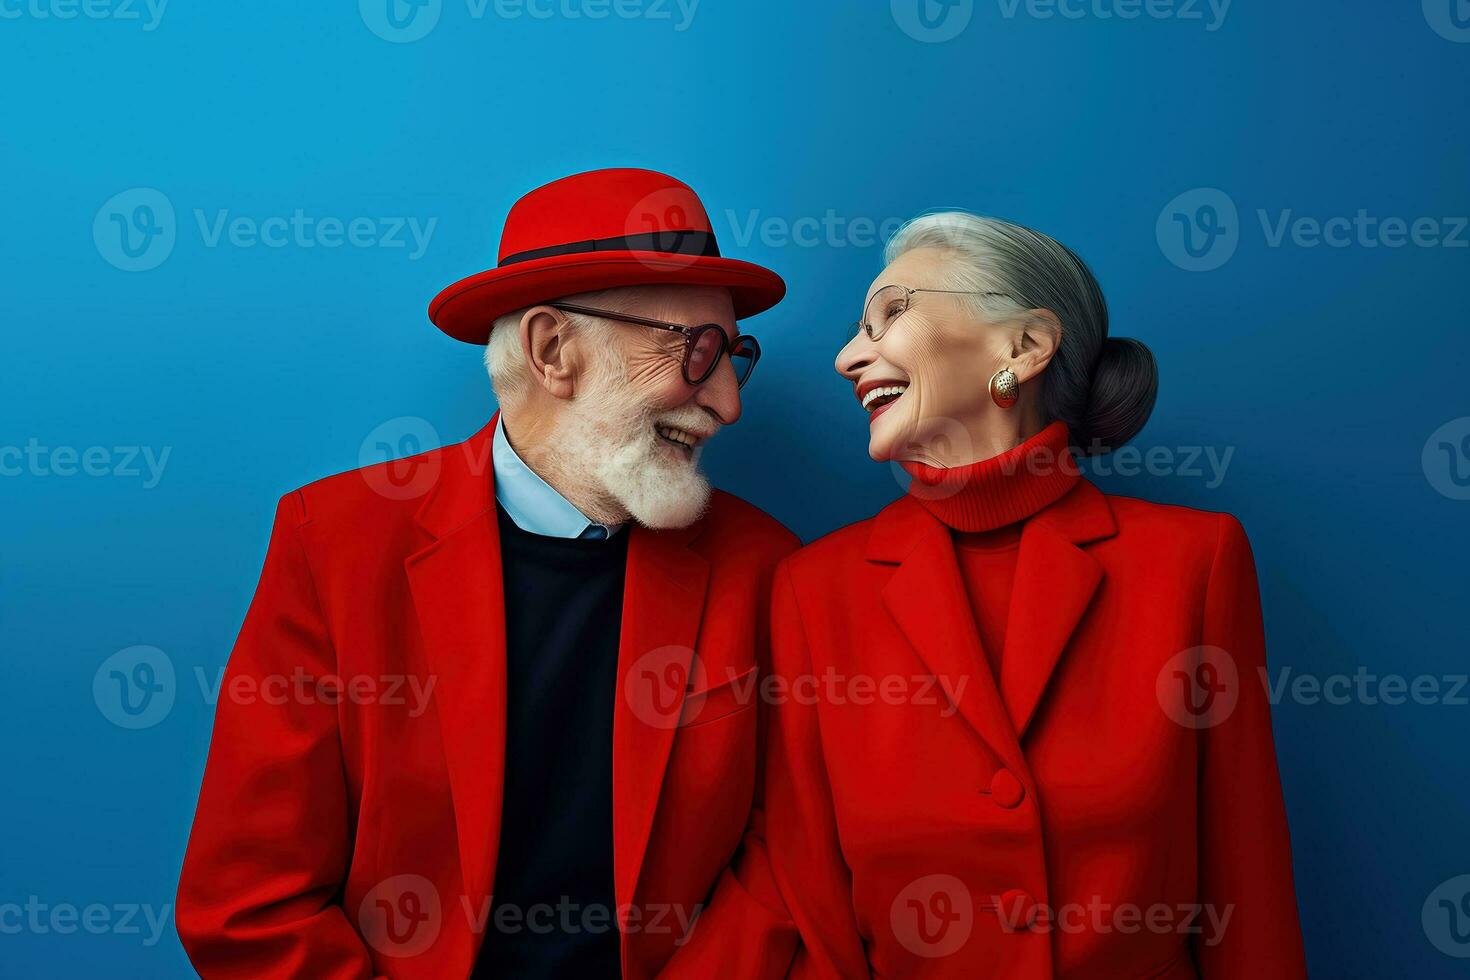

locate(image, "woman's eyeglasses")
[[853, 285, 1010, 342], [551, 303, 762, 389]]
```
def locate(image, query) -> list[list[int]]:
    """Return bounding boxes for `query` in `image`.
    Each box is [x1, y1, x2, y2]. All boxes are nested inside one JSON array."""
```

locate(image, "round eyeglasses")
[[852, 285, 1011, 342], [552, 302, 761, 389]]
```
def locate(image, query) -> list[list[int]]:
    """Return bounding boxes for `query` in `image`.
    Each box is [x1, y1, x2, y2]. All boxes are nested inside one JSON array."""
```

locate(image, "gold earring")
[[989, 367, 1019, 408]]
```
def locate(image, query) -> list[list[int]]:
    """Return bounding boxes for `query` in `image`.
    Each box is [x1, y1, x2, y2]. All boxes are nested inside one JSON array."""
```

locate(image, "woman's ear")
[[1012, 308, 1063, 383], [520, 306, 578, 400]]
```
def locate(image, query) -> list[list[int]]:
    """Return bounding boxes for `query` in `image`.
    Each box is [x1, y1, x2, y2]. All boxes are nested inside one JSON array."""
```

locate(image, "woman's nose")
[[835, 333, 876, 379]]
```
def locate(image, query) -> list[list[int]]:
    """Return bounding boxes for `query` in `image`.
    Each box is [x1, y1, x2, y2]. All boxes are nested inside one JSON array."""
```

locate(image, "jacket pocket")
[[678, 665, 758, 729], [1140, 947, 1197, 980]]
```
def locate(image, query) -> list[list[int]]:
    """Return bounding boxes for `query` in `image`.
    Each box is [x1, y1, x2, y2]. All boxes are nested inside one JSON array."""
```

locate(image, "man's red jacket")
[[176, 417, 798, 978]]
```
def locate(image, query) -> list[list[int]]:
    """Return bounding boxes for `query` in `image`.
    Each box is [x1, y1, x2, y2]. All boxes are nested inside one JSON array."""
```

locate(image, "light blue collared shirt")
[[492, 415, 623, 540]]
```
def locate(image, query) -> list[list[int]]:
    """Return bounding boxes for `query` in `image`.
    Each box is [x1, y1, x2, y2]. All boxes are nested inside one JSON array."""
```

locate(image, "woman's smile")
[[856, 378, 910, 425]]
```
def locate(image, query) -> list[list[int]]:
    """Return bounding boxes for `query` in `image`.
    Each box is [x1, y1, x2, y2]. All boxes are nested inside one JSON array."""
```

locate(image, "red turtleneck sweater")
[[900, 421, 1081, 682]]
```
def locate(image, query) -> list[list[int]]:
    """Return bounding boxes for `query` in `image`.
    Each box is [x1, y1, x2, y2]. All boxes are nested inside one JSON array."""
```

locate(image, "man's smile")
[[657, 424, 705, 458]]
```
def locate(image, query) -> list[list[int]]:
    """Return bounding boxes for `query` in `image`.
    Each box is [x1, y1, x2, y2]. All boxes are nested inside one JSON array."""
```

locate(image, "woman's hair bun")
[[1076, 336, 1158, 455]]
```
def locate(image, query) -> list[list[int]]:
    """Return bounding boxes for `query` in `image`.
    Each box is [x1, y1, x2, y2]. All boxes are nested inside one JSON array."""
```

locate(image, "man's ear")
[[520, 306, 578, 400], [1012, 308, 1063, 383]]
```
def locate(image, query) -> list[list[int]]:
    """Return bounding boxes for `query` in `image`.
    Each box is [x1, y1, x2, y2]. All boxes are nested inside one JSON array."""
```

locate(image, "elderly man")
[[177, 169, 798, 979]]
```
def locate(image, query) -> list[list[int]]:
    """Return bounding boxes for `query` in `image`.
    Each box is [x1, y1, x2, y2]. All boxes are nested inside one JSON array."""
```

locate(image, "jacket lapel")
[[869, 480, 1119, 757], [870, 497, 1026, 777], [998, 480, 1116, 737], [404, 418, 505, 912], [612, 520, 709, 913]]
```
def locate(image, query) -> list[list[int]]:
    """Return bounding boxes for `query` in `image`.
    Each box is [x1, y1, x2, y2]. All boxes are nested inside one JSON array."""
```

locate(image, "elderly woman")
[[668, 212, 1306, 979]]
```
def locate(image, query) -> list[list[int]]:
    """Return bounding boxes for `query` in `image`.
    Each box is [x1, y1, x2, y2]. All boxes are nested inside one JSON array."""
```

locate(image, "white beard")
[[551, 365, 714, 530]]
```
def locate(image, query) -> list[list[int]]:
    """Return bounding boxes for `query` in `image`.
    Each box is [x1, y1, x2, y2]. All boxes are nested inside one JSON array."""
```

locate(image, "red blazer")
[[176, 417, 798, 979], [670, 480, 1306, 979]]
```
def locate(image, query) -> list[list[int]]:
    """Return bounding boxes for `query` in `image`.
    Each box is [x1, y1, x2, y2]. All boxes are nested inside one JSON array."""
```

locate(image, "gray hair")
[[884, 211, 1157, 455], [483, 287, 646, 407]]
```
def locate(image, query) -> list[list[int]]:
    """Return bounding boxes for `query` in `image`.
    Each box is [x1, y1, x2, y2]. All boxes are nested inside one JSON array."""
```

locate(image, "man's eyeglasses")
[[853, 284, 1010, 342], [551, 303, 762, 389]]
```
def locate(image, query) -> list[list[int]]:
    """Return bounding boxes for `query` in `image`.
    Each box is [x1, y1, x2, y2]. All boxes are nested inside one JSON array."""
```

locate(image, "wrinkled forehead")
[[866, 247, 954, 305]]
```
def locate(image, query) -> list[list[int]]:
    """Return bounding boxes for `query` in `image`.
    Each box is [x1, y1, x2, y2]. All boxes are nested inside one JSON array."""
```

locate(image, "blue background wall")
[[3, 1, 1468, 975]]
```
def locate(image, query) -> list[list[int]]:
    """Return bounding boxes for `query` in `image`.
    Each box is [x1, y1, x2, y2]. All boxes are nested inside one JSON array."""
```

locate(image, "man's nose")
[[694, 354, 742, 425]]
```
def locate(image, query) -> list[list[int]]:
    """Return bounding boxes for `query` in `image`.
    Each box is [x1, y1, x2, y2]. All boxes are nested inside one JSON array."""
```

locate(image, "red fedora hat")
[[428, 168, 786, 345]]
